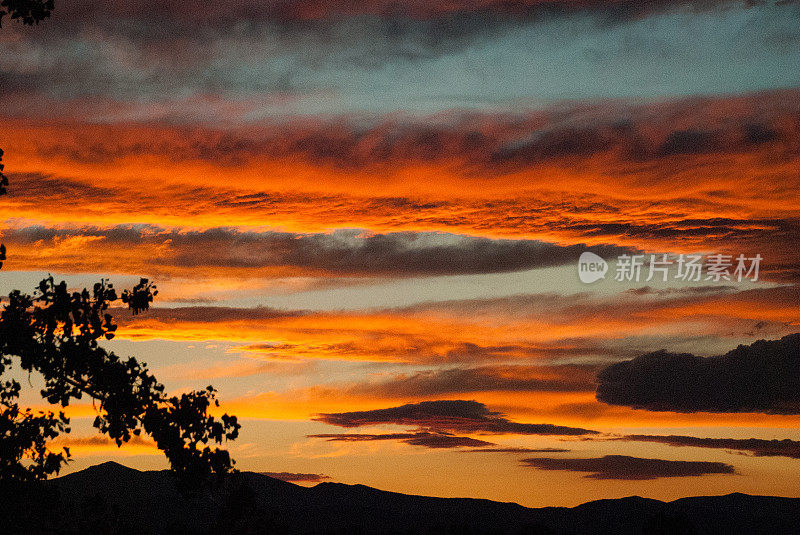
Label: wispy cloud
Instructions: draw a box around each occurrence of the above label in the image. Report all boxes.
[309,432,496,449]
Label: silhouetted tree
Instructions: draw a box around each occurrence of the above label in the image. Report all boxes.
[0,276,242,482]
[0,15,240,483]
[0,0,53,27]
[1,149,8,271]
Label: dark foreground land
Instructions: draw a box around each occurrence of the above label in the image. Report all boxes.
[2,462,799,534]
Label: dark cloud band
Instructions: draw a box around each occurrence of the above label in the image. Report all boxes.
[313,400,599,435]
[618,435,800,459]
[521,454,736,480]
[596,334,800,414]
[1,224,634,277]
[309,432,495,449]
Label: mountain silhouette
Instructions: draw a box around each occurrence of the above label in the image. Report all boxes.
[2,462,799,534]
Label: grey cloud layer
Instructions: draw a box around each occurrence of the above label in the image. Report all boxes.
[41,0,753,25]
[2,2,799,116]
[3,224,633,277]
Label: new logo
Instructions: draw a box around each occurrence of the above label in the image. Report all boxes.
[578,252,608,283]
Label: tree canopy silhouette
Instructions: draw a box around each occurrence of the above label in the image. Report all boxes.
[0,276,242,482]
[0,0,53,27]
[0,43,240,483]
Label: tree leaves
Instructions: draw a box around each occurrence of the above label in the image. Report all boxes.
[0,277,240,482]
[0,148,7,196]
[1,148,7,271]
[0,0,54,28]
[121,278,158,316]
[0,384,71,482]
[0,3,239,485]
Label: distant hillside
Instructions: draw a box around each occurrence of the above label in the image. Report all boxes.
[2,462,799,534]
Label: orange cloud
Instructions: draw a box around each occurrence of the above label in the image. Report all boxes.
[103,286,798,361]
[51,435,159,456]
[1,90,798,281]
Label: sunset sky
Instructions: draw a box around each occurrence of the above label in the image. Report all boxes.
[1,0,799,507]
